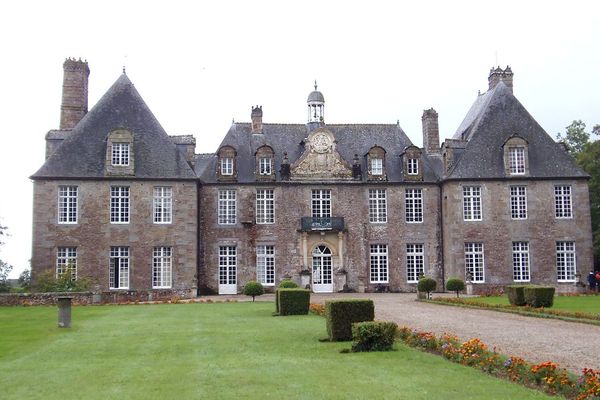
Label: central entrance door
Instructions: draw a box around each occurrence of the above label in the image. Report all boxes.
[312,245,333,293]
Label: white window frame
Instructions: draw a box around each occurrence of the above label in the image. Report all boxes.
[311,189,331,218]
[556,241,576,282]
[111,143,130,166]
[508,147,525,175]
[407,158,419,175]
[58,185,78,224]
[56,247,77,280]
[463,186,482,221]
[512,242,530,282]
[153,187,173,224]
[371,158,383,175]
[259,157,272,175]
[218,190,237,225]
[370,244,389,283]
[219,246,237,285]
[110,186,130,224]
[368,189,387,223]
[220,157,234,175]
[406,243,424,283]
[405,188,423,223]
[153,246,172,288]
[256,189,275,224]
[554,185,573,219]
[464,242,484,283]
[510,186,527,220]
[109,246,130,289]
[256,245,275,285]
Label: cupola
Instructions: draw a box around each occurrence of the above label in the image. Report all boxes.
[307,81,325,124]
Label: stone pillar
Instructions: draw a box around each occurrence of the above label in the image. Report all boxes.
[337,232,344,270]
[302,232,308,269]
[60,58,90,129]
[57,296,73,328]
[422,108,440,155]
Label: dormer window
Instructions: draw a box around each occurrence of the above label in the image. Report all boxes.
[112,143,130,166]
[371,158,383,175]
[221,157,234,175]
[255,145,275,181]
[508,147,525,174]
[259,157,272,175]
[367,146,387,181]
[217,146,237,181]
[407,158,419,175]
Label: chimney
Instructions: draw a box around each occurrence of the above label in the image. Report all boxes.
[421,108,440,155]
[251,105,263,133]
[488,66,513,93]
[60,58,90,129]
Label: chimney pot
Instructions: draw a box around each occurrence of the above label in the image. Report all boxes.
[421,108,440,155]
[251,105,263,134]
[488,65,513,93]
[60,58,90,129]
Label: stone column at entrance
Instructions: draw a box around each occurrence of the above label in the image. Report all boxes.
[302,232,308,269]
[337,232,344,270]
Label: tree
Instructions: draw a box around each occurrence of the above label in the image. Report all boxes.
[243,281,264,302]
[556,120,591,155]
[0,224,12,292]
[18,268,31,290]
[576,140,600,265]
[446,278,466,298]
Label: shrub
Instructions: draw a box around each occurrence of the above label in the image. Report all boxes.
[505,285,527,306]
[34,266,93,292]
[278,280,299,288]
[523,285,555,308]
[278,288,310,315]
[446,278,465,298]
[417,277,437,299]
[350,321,397,352]
[243,281,264,302]
[325,299,374,341]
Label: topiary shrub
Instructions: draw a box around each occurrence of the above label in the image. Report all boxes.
[243,281,264,302]
[417,277,437,299]
[523,285,555,308]
[278,280,299,288]
[325,299,375,341]
[350,321,398,352]
[505,285,527,306]
[278,288,310,315]
[446,278,465,298]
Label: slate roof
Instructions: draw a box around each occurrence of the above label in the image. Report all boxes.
[446,82,589,180]
[32,74,197,180]
[198,123,440,183]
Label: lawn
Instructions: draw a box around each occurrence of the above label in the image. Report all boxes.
[468,295,600,314]
[0,302,551,400]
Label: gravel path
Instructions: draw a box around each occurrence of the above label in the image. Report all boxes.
[311,293,600,373]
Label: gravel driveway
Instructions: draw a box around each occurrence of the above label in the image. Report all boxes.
[310,293,599,373]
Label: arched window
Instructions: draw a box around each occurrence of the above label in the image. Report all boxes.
[503,136,529,176]
[366,146,387,181]
[217,145,237,180]
[255,145,275,181]
[402,146,423,181]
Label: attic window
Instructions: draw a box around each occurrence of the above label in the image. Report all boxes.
[407,158,419,175]
[508,147,525,174]
[367,146,387,181]
[220,157,234,175]
[371,158,383,175]
[217,145,237,180]
[112,143,130,166]
[259,157,272,175]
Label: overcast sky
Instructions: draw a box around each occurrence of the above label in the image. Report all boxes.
[1,0,599,278]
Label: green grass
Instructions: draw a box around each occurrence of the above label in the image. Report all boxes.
[469,295,600,314]
[0,303,551,400]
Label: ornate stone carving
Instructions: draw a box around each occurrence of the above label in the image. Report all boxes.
[291,128,353,180]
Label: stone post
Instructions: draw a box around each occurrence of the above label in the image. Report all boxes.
[57,296,74,328]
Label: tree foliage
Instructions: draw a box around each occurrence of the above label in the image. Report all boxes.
[556,120,591,155]
[0,224,12,292]
[576,140,600,263]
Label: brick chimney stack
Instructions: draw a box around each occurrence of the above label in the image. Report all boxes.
[422,108,440,155]
[488,66,513,93]
[60,58,90,130]
[251,106,263,133]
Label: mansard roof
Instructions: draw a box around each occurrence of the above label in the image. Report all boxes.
[197,123,441,183]
[32,74,197,180]
[446,82,589,180]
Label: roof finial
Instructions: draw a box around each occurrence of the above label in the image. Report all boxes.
[122,66,126,74]
[314,80,318,91]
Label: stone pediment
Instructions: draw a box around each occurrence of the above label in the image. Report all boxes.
[290,128,353,181]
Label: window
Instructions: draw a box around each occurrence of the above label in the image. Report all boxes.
[370,244,388,283]
[463,186,482,221]
[259,157,272,175]
[109,247,129,289]
[111,143,130,166]
[510,186,527,219]
[256,245,275,285]
[405,188,423,223]
[512,242,530,282]
[110,186,129,223]
[407,158,419,175]
[56,247,77,280]
[371,158,383,175]
[464,243,484,282]
[58,186,78,224]
[256,189,274,224]
[312,189,331,218]
[153,246,172,288]
[554,185,572,218]
[153,187,172,224]
[220,157,234,175]
[219,246,237,285]
[368,189,387,223]
[556,241,576,282]
[508,147,525,174]
[218,190,236,225]
[406,244,424,283]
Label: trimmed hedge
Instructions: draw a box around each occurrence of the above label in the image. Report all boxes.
[351,321,398,352]
[523,285,555,308]
[505,285,527,306]
[278,289,310,316]
[446,278,465,297]
[242,281,264,302]
[417,277,437,298]
[325,299,375,341]
[275,281,299,313]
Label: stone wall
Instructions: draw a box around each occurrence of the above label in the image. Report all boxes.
[0,289,194,306]
[31,180,198,292]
